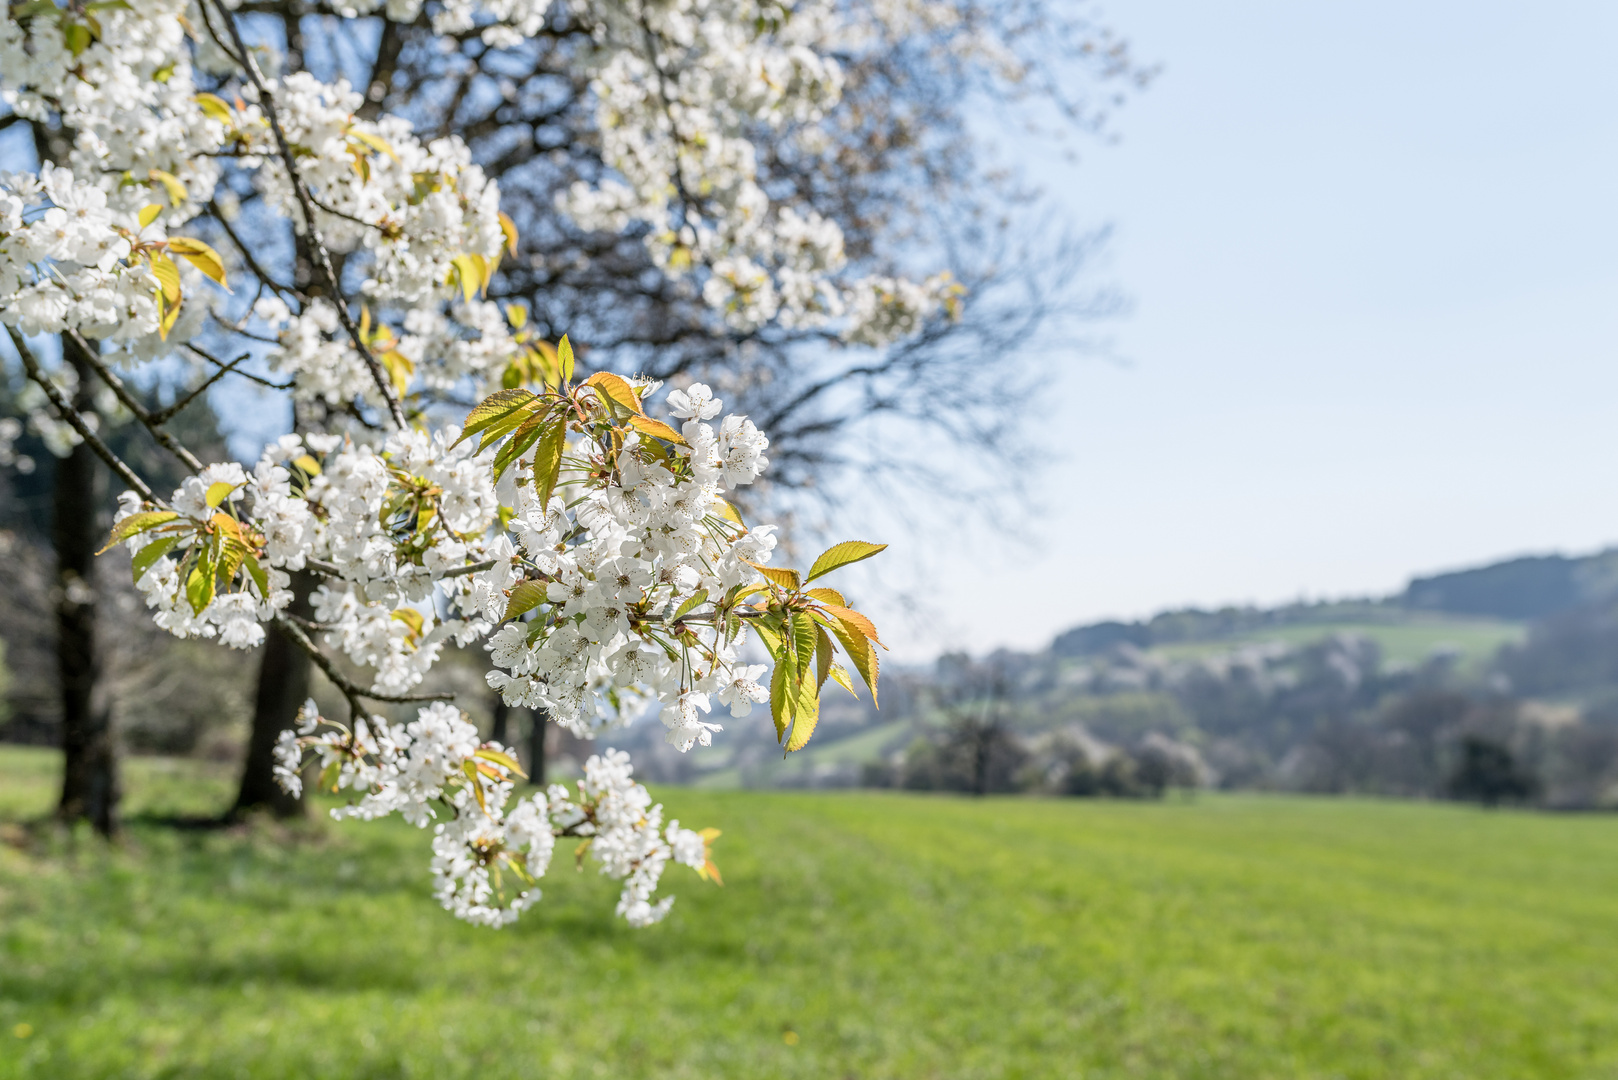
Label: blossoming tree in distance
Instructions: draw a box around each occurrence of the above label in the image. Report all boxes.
[0,0,923,926]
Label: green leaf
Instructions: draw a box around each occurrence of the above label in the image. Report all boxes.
[319,759,341,794]
[748,615,783,656]
[792,611,818,681]
[558,334,575,384]
[819,614,880,708]
[503,580,548,621]
[474,747,527,778]
[805,587,845,606]
[99,510,180,554]
[627,414,686,445]
[243,552,270,598]
[492,407,550,478]
[768,658,793,742]
[806,541,888,583]
[827,663,858,698]
[137,203,163,229]
[194,92,232,124]
[532,417,566,510]
[783,675,821,753]
[815,602,884,647]
[453,388,535,449]
[747,561,801,592]
[131,534,181,584]
[205,480,236,507]
[583,371,644,416]
[814,626,835,691]
[63,21,91,56]
[671,589,708,623]
[462,759,489,814]
[186,552,216,615]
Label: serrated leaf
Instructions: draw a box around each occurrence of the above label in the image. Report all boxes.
[168,236,229,289]
[748,615,782,656]
[147,168,188,206]
[713,498,744,527]
[583,371,643,416]
[769,658,793,741]
[626,414,687,445]
[816,602,884,646]
[792,611,818,680]
[148,253,182,304]
[783,676,820,752]
[492,408,551,478]
[291,454,321,476]
[558,334,575,383]
[747,561,801,592]
[130,534,181,584]
[186,553,216,615]
[532,340,561,388]
[671,589,708,623]
[806,541,888,583]
[453,388,535,449]
[243,551,270,598]
[820,615,880,708]
[99,510,180,554]
[205,480,236,507]
[194,92,232,123]
[503,579,548,621]
[805,587,846,606]
[532,417,566,510]
[814,626,835,691]
[827,663,858,698]
[137,203,162,229]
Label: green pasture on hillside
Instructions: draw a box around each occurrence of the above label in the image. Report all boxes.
[2,745,1618,1079]
[1151,616,1526,669]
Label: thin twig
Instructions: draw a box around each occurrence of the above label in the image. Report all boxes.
[208,199,302,299]
[147,351,253,425]
[273,613,456,706]
[184,341,291,389]
[66,330,205,473]
[207,0,408,429]
[5,326,158,502]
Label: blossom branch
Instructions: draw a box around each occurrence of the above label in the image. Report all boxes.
[206,0,409,430]
[5,327,158,502]
[65,330,205,473]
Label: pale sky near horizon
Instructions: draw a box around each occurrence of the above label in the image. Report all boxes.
[850,0,1618,661]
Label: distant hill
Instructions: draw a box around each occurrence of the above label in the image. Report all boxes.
[1050,547,1618,658]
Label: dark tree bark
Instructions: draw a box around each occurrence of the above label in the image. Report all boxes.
[232,569,315,817]
[54,338,118,834]
[527,708,548,788]
[489,693,510,747]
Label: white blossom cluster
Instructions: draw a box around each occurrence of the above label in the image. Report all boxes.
[558,0,958,342]
[274,702,709,927]
[0,166,199,348]
[478,381,774,750]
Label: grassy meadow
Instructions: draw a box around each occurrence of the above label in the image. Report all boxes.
[2,745,1618,1078]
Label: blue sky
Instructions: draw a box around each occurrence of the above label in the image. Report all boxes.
[859,0,1618,658]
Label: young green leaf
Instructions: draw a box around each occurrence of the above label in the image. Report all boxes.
[626,414,687,445]
[474,747,527,778]
[806,540,888,582]
[453,388,535,448]
[503,579,548,621]
[557,334,575,383]
[814,626,835,690]
[186,554,216,615]
[492,407,550,478]
[532,417,566,510]
[99,510,180,554]
[783,677,820,752]
[671,588,708,623]
[205,480,236,507]
[131,534,181,584]
[805,587,846,606]
[816,602,884,646]
[242,552,270,598]
[583,371,644,415]
[137,203,163,229]
[167,237,230,290]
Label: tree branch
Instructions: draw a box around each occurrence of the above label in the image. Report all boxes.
[206,0,409,429]
[65,330,205,474]
[5,327,158,503]
[272,614,455,711]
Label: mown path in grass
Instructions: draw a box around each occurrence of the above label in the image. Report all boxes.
[3,745,1618,1079]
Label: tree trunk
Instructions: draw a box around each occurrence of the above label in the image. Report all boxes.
[54,340,118,834]
[490,693,510,747]
[232,569,315,818]
[527,708,548,788]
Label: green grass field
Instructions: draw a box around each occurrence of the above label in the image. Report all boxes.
[3,745,1618,1079]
